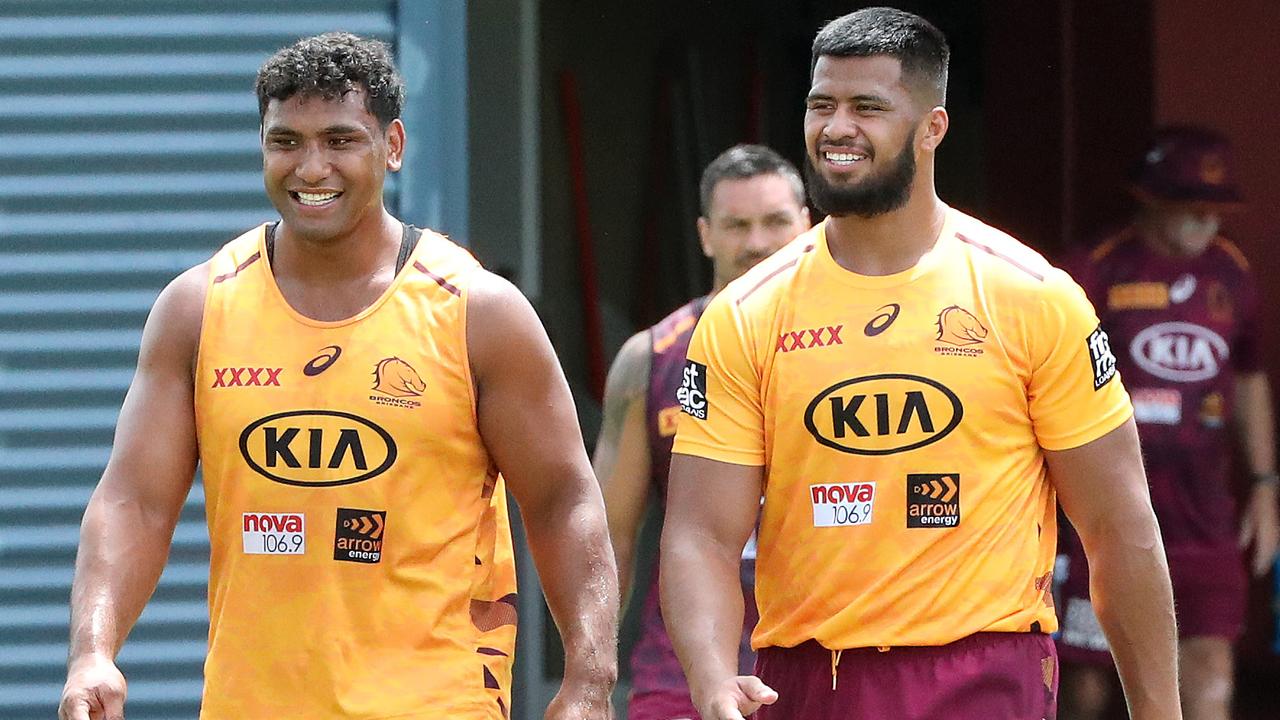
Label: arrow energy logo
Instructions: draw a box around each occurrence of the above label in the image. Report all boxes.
[906,473,960,528]
[334,508,387,563]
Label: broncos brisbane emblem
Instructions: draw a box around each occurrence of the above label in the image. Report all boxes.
[372,357,427,397]
[935,306,989,346]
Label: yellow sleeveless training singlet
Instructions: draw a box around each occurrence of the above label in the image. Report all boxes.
[194,224,516,719]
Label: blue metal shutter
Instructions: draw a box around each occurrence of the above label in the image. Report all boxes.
[0,3,396,719]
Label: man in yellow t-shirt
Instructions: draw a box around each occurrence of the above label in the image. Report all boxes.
[660,8,1181,720]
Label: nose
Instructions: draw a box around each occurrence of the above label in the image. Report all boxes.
[294,142,331,185]
[823,104,863,143]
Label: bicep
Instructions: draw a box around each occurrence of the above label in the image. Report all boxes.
[469,276,595,513]
[97,269,205,515]
[1046,417,1154,546]
[663,453,762,556]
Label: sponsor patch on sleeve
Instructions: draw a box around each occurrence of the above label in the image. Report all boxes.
[809,482,876,527]
[1086,324,1118,390]
[242,512,305,555]
[677,360,709,420]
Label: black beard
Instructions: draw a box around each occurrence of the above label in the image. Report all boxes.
[804,135,916,218]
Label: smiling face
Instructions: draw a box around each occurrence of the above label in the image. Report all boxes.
[803,54,940,218]
[261,88,404,243]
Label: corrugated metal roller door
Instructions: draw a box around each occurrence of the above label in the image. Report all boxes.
[0,2,396,718]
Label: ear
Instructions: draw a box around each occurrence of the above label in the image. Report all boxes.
[385,118,406,172]
[800,206,812,229]
[697,216,714,259]
[919,106,949,152]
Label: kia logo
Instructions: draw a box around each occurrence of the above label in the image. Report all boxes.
[1129,322,1228,383]
[239,410,397,487]
[804,374,963,455]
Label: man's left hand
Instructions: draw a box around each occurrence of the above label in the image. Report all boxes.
[1239,482,1280,577]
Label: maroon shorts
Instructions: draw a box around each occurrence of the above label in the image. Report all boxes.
[1057,545,1246,666]
[627,691,699,720]
[755,633,1058,720]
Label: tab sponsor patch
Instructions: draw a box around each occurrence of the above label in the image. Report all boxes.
[809,482,876,527]
[242,512,305,555]
[1087,325,1118,390]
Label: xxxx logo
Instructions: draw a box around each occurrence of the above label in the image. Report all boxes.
[777,325,844,353]
[212,367,282,388]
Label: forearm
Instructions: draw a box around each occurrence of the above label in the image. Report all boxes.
[68,488,182,662]
[1084,519,1180,719]
[524,489,619,688]
[1235,373,1276,476]
[659,526,744,706]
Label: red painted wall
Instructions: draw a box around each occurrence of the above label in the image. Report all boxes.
[1154,0,1280,678]
[1154,0,1280,384]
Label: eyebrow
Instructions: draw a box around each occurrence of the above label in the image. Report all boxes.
[806,92,893,105]
[262,123,369,136]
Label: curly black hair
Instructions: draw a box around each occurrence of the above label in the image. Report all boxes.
[255,32,404,127]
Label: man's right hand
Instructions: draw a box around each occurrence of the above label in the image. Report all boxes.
[59,655,127,720]
[696,675,778,720]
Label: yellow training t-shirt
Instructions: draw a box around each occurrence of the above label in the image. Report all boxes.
[673,208,1131,650]
[194,224,516,719]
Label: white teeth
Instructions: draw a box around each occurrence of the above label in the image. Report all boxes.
[825,151,865,165]
[296,191,340,206]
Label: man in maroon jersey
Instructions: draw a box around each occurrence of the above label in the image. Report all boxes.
[593,144,809,720]
[1058,126,1279,720]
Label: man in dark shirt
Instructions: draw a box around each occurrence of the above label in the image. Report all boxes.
[593,144,808,720]
[1059,126,1279,720]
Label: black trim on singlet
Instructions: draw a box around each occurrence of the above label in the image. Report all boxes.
[265,221,421,274]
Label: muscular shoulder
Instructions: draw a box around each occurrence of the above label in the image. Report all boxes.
[465,269,550,385]
[604,330,652,406]
[148,262,210,377]
[951,211,1059,293]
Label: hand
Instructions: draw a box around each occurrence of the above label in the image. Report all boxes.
[59,654,127,720]
[544,676,613,720]
[1239,482,1280,577]
[696,675,779,720]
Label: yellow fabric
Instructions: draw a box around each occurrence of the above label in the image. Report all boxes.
[673,208,1132,650]
[194,225,515,719]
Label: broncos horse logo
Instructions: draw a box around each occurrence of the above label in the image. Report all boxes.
[372,357,427,397]
[935,306,988,346]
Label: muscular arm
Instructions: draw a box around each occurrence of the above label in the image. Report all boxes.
[1048,417,1180,720]
[660,454,772,720]
[1234,370,1279,575]
[591,331,652,607]
[61,265,207,720]
[467,272,618,716]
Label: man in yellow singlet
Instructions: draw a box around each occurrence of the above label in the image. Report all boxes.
[59,33,617,720]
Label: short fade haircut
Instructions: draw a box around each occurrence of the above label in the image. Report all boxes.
[255,32,405,128]
[812,7,949,106]
[699,144,806,216]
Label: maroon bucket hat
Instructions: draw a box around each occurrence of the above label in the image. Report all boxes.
[1135,125,1243,206]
